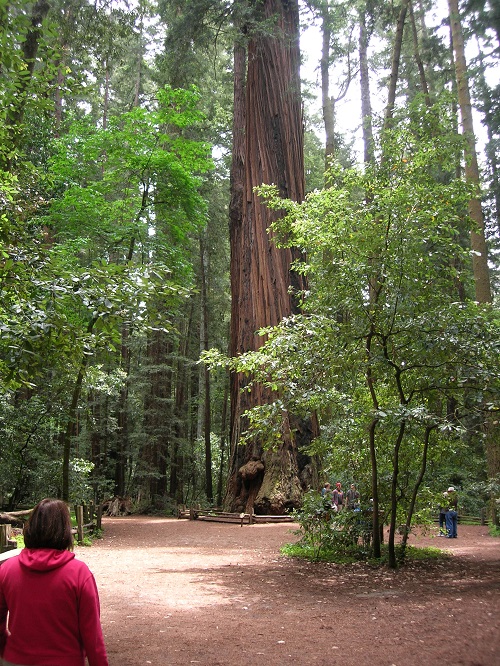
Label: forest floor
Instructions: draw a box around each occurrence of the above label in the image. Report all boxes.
[77,516,500,666]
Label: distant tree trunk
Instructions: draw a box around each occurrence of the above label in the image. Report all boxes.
[114,325,130,497]
[3,0,50,167]
[227,0,318,515]
[408,0,431,107]
[448,0,492,305]
[199,236,213,502]
[169,309,193,504]
[358,5,374,165]
[384,0,409,130]
[448,0,497,523]
[320,4,335,166]
[61,316,98,502]
[54,59,65,135]
[216,376,229,507]
[103,60,110,129]
[142,329,171,502]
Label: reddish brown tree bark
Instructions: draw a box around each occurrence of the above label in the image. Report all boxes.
[227,0,318,514]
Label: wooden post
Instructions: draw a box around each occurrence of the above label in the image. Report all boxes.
[0,524,7,551]
[96,504,102,530]
[76,505,84,544]
[0,524,14,554]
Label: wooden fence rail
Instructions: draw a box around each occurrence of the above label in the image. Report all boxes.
[0,523,18,554]
[177,506,295,526]
[74,503,103,544]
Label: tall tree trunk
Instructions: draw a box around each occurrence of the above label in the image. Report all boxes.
[103,59,110,130]
[199,236,213,502]
[384,0,409,130]
[320,4,335,167]
[227,0,318,515]
[169,308,193,504]
[359,4,374,166]
[216,376,229,507]
[408,0,431,107]
[142,328,171,502]
[114,325,130,497]
[448,0,497,523]
[448,0,492,305]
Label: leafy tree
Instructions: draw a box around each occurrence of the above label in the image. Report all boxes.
[206,98,500,565]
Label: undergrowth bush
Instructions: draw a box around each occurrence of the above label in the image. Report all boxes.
[289,490,373,562]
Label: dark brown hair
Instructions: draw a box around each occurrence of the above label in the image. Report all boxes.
[24,498,74,551]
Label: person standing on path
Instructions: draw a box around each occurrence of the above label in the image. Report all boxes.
[332,482,344,511]
[445,487,459,538]
[346,484,360,510]
[438,491,448,536]
[0,498,108,666]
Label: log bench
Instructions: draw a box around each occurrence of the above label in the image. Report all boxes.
[191,510,251,526]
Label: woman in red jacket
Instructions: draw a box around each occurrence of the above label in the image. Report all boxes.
[0,498,108,666]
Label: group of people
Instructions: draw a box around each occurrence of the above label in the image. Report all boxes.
[321,482,360,512]
[321,482,460,539]
[438,486,459,538]
[0,498,108,666]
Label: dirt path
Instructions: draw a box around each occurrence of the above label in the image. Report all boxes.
[76,517,500,666]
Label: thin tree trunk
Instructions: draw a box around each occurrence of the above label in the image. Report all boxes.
[169,307,193,504]
[320,5,335,166]
[408,0,431,107]
[114,325,130,497]
[216,376,229,507]
[199,237,213,502]
[54,61,65,136]
[61,316,98,501]
[400,425,436,556]
[366,327,381,559]
[388,421,406,568]
[103,60,110,130]
[359,5,374,165]
[384,0,409,130]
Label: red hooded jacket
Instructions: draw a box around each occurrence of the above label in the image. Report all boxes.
[0,548,108,666]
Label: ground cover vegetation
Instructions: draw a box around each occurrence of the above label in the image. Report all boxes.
[0,0,499,566]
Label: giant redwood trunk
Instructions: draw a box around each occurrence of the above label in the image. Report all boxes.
[227,0,318,515]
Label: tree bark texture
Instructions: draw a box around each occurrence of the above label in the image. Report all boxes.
[320,5,335,166]
[448,0,497,521]
[384,0,409,131]
[142,329,171,502]
[448,0,492,305]
[227,0,318,515]
[358,6,374,166]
